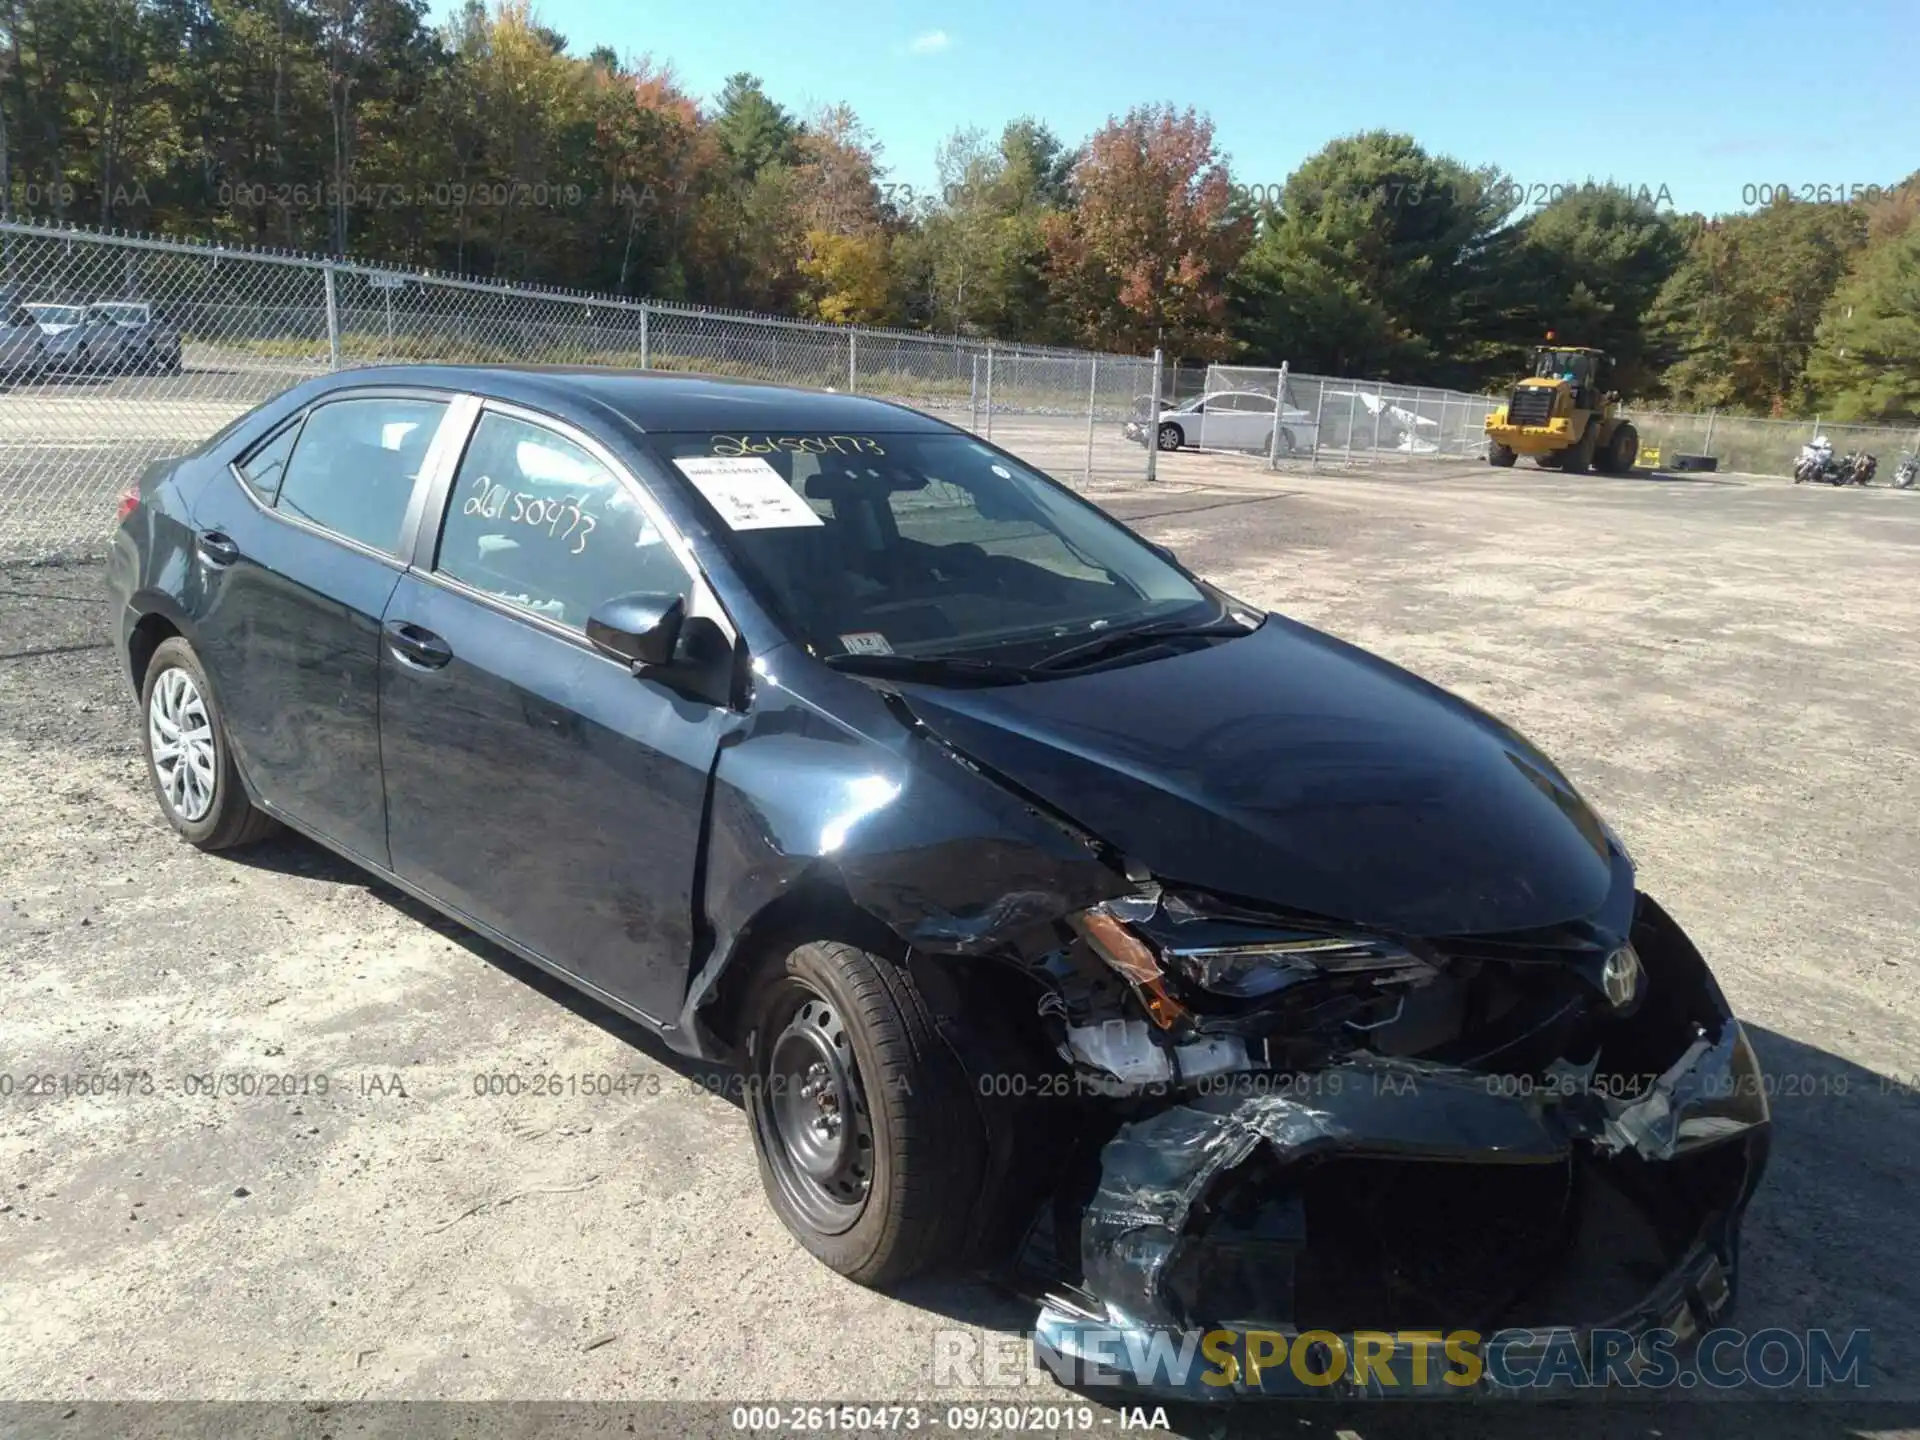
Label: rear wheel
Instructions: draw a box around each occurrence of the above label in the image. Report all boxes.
[1487,441,1517,468]
[140,637,278,850]
[1156,422,1183,452]
[744,940,985,1286]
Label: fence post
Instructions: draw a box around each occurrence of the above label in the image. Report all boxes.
[1343,386,1360,466]
[984,345,995,440]
[848,330,858,392]
[1145,348,1164,483]
[1266,361,1290,471]
[1370,387,1385,460]
[1085,356,1098,484]
[322,262,340,371]
[1703,407,1717,455]
[639,302,650,369]
[970,353,980,432]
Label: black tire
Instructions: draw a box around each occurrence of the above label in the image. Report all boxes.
[744,940,985,1287]
[1560,419,1599,474]
[1156,422,1183,452]
[1598,421,1639,475]
[139,636,278,851]
[1487,441,1517,468]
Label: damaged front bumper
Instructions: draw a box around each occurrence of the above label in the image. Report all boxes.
[1027,903,1771,1399]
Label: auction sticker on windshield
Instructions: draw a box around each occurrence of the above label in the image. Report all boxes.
[838,631,893,656]
[672,455,824,530]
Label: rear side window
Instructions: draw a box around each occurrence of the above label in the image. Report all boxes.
[275,396,447,554]
[435,410,687,630]
[236,424,298,504]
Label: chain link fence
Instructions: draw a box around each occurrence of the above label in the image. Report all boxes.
[1202,363,1920,479]
[0,221,1158,560]
[1200,365,1501,465]
[5,218,1918,561]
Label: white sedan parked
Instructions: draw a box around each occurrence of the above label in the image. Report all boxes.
[1123,390,1320,456]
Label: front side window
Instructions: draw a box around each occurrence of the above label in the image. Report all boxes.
[274,396,447,554]
[436,410,687,630]
[27,304,87,328]
[646,431,1210,660]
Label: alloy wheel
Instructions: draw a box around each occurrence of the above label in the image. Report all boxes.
[148,666,217,822]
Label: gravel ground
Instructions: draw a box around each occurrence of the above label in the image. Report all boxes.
[2,457,1918,1439]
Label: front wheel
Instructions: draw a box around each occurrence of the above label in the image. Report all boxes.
[744,941,985,1286]
[140,637,278,850]
[1487,441,1517,468]
[1156,422,1183,452]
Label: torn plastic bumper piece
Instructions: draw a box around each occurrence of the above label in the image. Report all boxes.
[1033,1027,1770,1399]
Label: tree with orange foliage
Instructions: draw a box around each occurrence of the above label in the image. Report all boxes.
[1042,104,1249,357]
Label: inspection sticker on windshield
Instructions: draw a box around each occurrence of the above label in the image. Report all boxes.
[672,455,823,530]
[838,631,893,656]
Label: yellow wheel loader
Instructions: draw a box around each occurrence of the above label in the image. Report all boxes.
[1484,345,1639,475]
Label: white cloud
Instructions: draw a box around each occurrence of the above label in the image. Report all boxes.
[907,29,951,55]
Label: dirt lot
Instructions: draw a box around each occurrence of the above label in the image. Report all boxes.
[2,456,1918,1438]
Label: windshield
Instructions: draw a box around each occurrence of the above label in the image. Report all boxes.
[27,304,87,327]
[1533,349,1595,380]
[647,431,1212,660]
[91,303,150,324]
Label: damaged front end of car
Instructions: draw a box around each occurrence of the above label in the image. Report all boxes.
[986,883,1770,1398]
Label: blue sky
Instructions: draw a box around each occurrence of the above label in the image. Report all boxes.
[465,0,1919,216]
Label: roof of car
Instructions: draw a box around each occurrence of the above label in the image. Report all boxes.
[311,364,954,435]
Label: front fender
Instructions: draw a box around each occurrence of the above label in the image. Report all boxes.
[674,662,1129,1056]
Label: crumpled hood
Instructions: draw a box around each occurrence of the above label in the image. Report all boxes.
[895,616,1618,936]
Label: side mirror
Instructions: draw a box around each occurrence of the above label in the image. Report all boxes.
[1148,542,1178,564]
[587,592,685,669]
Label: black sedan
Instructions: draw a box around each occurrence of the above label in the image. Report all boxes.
[106,367,1768,1395]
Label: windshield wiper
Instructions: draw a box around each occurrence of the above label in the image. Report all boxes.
[1031,614,1254,674]
[822,652,1038,686]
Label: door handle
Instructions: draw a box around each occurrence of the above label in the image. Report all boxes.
[197,531,240,567]
[384,620,453,670]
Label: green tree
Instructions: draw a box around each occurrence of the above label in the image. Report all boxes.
[912,118,1070,340]
[1507,186,1686,395]
[1805,223,1920,422]
[710,71,796,183]
[1229,130,1509,385]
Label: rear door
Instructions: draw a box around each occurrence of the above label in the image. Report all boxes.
[187,389,460,865]
[1200,392,1269,452]
[378,401,739,1025]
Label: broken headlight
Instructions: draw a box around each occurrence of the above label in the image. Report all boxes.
[1172,935,1432,998]
[1073,894,1434,1024]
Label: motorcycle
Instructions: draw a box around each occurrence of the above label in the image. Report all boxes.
[1893,452,1917,490]
[1793,441,1877,486]
[1794,440,1840,484]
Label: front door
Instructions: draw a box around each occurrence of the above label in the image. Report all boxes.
[188,391,453,866]
[378,405,736,1025]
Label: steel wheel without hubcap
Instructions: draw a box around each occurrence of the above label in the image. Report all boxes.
[148,666,217,822]
[759,989,875,1235]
